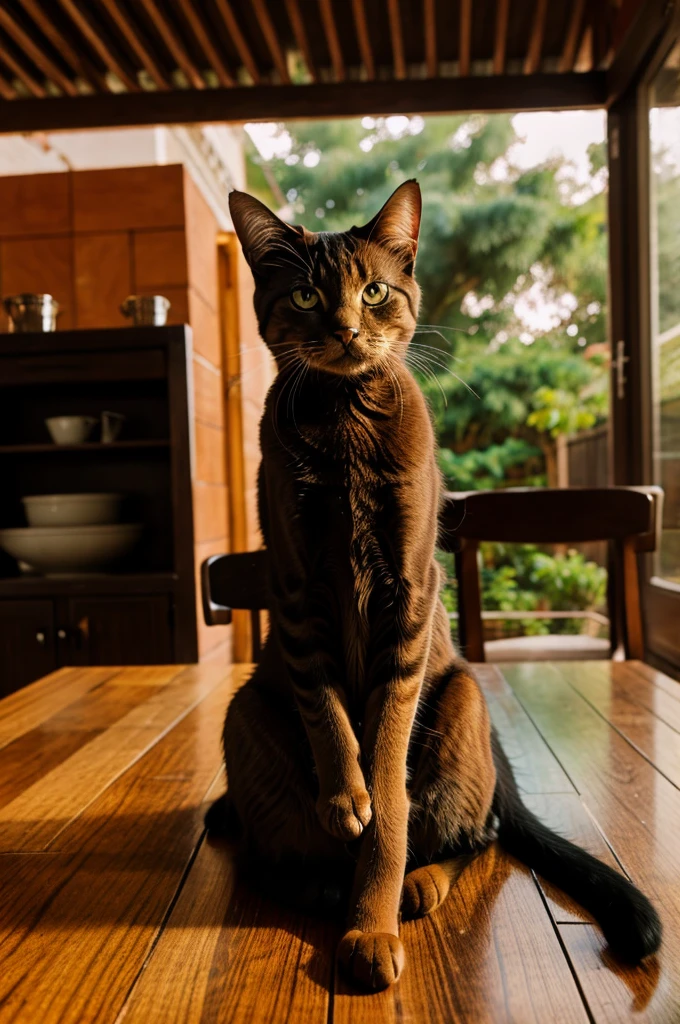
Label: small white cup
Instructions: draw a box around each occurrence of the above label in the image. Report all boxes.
[45,416,98,445]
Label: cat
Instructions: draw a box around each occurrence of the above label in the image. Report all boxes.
[205,180,661,991]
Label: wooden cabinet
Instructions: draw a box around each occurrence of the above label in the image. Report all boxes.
[0,600,56,697]
[0,326,199,694]
[62,595,174,666]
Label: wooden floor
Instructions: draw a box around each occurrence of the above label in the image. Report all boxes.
[0,659,679,1023]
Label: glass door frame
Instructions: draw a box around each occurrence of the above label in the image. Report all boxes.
[608,13,680,675]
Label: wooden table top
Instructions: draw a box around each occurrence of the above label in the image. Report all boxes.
[0,659,678,1023]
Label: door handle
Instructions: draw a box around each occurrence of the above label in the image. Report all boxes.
[36,630,46,645]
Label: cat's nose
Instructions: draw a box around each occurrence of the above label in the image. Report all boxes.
[333,327,359,346]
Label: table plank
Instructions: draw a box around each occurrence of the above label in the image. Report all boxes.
[0,665,118,750]
[559,924,679,1024]
[555,661,680,788]
[0,668,240,1024]
[475,664,575,794]
[119,837,335,1024]
[501,661,680,1024]
[334,844,590,1024]
[0,663,228,852]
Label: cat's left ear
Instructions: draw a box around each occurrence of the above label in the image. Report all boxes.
[350,179,421,275]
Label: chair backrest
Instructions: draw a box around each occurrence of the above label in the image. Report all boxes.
[201,550,268,660]
[442,486,662,662]
[201,487,662,664]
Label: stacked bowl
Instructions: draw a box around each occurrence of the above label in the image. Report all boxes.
[0,494,142,575]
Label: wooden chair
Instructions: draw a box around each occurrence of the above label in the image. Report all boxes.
[441,486,663,663]
[201,488,661,664]
[201,550,268,660]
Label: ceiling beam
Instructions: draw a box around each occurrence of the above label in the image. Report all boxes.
[523,0,547,75]
[98,0,169,91]
[0,38,46,97]
[213,0,261,85]
[351,0,375,81]
[56,0,139,91]
[0,70,17,100]
[607,0,677,103]
[387,0,406,80]
[493,0,510,76]
[0,73,608,135]
[284,0,317,83]
[423,0,437,78]
[0,7,78,95]
[251,0,291,84]
[138,0,204,89]
[558,0,586,73]
[319,0,345,83]
[459,0,472,78]
[18,0,104,92]
[176,0,233,87]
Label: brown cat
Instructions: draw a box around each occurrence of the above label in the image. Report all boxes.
[206,180,661,991]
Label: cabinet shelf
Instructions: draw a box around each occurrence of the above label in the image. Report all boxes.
[0,440,170,454]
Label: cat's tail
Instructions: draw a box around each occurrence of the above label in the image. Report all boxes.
[491,731,661,963]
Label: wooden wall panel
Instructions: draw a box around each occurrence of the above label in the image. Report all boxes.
[0,235,74,329]
[192,483,228,544]
[72,165,185,233]
[0,172,71,238]
[188,287,220,366]
[194,421,227,486]
[74,232,131,328]
[192,357,224,430]
[133,229,188,291]
[183,175,219,312]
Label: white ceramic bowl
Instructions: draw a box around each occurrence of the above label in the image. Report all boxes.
[0,524,143,575]
[45,416,98,445]
[22,493,122,528]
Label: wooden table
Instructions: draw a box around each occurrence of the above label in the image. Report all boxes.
[0,660,679,1023]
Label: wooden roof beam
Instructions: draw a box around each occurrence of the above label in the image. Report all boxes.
[0,69,17,100]
[493,0,510,76]
[0,38,46,97]
[0,7,78,95]
[176,0,234,87]
[56,0,139,91]
[138,0,205,89]
[213,0,261,85]
[459,0,472,77]
[251,0,291,84]
[0,73,608,136]
[387,0,406,80]
[524,0,547,75]
[18,0,104,92]
[284,0,317,82]
[351,0,375,81]
[424,0,437,78]
[558,0,586,73]
[319,0,345,83]
[98,0,170,91]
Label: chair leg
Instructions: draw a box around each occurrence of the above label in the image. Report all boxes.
[622,538,644,660]
[455,540,485,662]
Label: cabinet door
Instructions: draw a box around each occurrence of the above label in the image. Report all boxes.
[0,600,56,696]
[63,596,174,666]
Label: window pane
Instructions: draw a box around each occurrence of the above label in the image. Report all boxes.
[650,42,680,584]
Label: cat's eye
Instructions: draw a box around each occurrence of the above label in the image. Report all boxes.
[362,282,389,306]
[290,287,320,311]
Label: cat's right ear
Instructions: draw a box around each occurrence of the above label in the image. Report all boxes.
[229,190,301,275]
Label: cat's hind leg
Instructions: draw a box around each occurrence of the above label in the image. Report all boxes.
[404,661,498,918]
[401,855,475,919]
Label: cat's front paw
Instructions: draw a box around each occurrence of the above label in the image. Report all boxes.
[316,787,372,841]
[337,930,404,990]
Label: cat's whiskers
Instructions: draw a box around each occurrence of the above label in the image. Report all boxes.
[406,352,448,408]
[408,348,480,399]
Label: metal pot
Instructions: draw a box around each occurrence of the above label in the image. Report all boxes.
[120,295,170,326]
[4,293,59,333]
